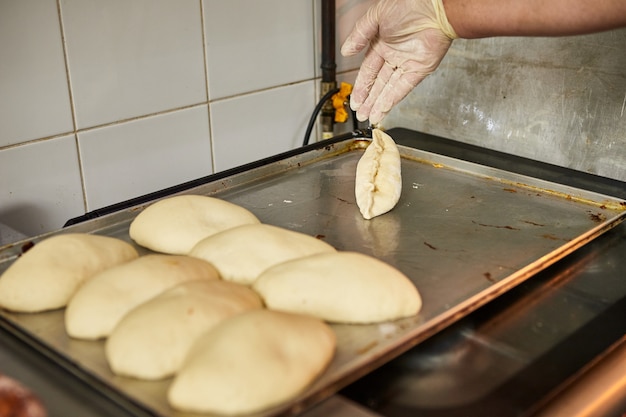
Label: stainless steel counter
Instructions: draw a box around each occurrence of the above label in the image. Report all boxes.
[1,127,625,417]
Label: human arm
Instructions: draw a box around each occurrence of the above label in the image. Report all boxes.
[447,0,626,38]
[341,0,626,124]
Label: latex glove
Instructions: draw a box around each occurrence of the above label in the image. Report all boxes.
[341,0,457,124]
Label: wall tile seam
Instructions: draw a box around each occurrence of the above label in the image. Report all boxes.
[0,102,211,153]
[0,70,361,154]
[56,0,84,211]
[199,0,215,173]
[0,72,341,153]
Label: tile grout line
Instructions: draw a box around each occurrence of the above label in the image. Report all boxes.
[0,70,362,150]
[0,70,361,153]
[55,0,88,213]
[199,0,216,173]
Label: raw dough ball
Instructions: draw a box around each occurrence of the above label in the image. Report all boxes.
[253,251,421,323]
[168,309,335,415]
[355,129,402,219]
[0,233,138,313]
[106,280,263,380]
[65,254,219,340]
[129,195,260,254]
[189,223,336,285]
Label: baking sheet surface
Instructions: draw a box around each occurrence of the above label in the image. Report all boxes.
[1,139,625,417]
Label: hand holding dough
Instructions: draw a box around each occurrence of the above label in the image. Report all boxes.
[0,234,138,313]
[355,129,402,219]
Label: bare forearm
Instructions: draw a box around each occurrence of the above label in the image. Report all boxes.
[444,0,626,39]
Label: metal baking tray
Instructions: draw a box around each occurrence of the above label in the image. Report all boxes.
[1,137,625,417]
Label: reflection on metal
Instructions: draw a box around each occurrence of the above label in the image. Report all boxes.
[532,336,626,417]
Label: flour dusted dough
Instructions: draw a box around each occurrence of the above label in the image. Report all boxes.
[129,195,260,254]
[253,251,421,323]
[0,234,138,313]
[189,223,336,285]
[355,129,402,219]
[168,309,335,415]
[65,254,219,340]
[106,280,262,380]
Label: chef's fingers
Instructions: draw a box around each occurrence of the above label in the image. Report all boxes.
[356,58,397,123]
[369,69,425,125]
[340,4,379,56]
[350,48,385,115]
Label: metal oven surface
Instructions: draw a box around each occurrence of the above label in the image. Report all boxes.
[0,138,625,417]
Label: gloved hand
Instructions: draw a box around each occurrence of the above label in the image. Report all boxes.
[341,0,458,124]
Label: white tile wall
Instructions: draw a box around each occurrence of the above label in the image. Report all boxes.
[210,81,315,172]
[204,0,315,100]
[0,0,367,239]
[0,135,84,236]
[79,106,213,211]
[0,0,73,147]
[61,0,207,129]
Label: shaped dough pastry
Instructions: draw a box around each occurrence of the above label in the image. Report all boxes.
[106,280,262,380]
[168,309,335,415]
[0,233,138,313]
[355,129,402,219]
[129,195,260,254]
[65,254,219,340]
[189,223,336,285]
[253,251,421,323]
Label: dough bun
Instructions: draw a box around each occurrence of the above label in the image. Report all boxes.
[355,129,402,219]
[253,251,422,323]
[168,309,336,415]
[65,254,219,340]
[106,280,262,380]
[189,223,336,285]
[129,195,260,254]
[0,233,138,313]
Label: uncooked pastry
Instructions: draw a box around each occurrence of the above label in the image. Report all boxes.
[189,223,336,285]
[168,309,336,415]
[0,233,138,313]
[105,280,263,380]
[253,251,421,323]
[355,129,402,219]
[65,254,219,340]
[129,195,260,254]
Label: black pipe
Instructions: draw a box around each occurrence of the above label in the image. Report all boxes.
[321,0,336,83]
[303,87,341,146]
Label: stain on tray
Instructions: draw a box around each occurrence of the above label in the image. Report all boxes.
[521,220,545,227]
[587,211,606,223]
[472,220,520,231]
[315,234,326,240]
[423,241,437,250]
[483,272,495,282]
[541,233,570,242]
[503,188,517,193]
